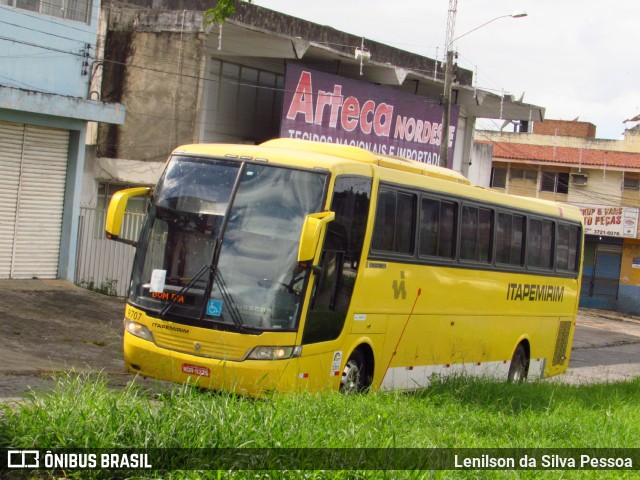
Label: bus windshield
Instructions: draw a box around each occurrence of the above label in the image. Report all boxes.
[129,156,327,331]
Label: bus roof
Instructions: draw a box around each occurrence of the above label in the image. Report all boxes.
[172,140,583,223]
[261,138,472,185]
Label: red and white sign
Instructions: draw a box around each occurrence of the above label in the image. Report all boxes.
[577,205,639,238]
[182,363,210,377]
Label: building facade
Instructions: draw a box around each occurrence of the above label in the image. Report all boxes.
[479,120,640,315]
[89,0,543,202]
[67,0,543,294]
[0,0,125,280]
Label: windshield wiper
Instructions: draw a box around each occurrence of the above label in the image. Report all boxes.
[159,263,211,319]
[158,162,249,331]
[158,262,246,332]
[209,269,245,331]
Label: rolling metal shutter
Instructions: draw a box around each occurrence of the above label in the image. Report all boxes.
[591,244,622,299]
[579,237,623,310]
[0,122,69,279]
[0,122,22,278]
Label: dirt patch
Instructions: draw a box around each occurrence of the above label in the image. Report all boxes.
[0,280,128,399]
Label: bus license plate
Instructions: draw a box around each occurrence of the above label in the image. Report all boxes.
[181,363,210,377]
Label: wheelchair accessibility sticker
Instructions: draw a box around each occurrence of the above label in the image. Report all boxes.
[206,299,223,316]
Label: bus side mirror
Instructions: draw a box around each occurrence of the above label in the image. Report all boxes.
[105,187,151,246]
[298,211,335,266]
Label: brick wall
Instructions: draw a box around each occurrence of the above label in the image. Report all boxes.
[533,119,596,138]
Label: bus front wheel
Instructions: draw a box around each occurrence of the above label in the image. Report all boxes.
[508,344,529,383]
[340,350,368,393]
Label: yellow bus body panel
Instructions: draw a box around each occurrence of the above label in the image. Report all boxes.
[349,261,580,389]
[120,140,583,395]
[124,305,354,396]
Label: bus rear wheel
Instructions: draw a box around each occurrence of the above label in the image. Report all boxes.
[508,344,529,383]
[340,350,368,393]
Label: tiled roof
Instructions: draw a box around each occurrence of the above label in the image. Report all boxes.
[481,141,640,169]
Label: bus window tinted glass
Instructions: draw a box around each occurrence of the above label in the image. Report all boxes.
[556,223,580,272]
[460,206,492,263]
[331,176,372,266]
[419,198,456,258]
[396,192,416,253]
[496,212,525,265]
[528,219,554,269]
[372,189,416,254]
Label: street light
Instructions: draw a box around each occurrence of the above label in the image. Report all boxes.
[439,11,528,168]
[452,11,527,44]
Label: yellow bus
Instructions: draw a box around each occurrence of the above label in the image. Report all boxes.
[106,139,583,395]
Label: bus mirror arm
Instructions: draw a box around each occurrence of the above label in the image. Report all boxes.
[297,211,336,266]
[105,187,152,245]
[297,262,322,275]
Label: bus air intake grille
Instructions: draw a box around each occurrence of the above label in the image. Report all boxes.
[153,331,246,361]
[552,321,572,366]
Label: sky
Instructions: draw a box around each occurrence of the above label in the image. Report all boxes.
[253,0,640,140]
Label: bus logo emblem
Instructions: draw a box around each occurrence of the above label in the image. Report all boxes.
[392,271,407,300]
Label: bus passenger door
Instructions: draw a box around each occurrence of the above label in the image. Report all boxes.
[296,175,372,391]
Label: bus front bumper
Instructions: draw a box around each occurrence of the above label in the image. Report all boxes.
[123,331,300,396]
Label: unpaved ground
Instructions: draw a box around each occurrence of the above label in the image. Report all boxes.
[562,309,640,384]
[0,280,129,399]
[0,280,639,401]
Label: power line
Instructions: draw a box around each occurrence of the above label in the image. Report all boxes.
[0,19,91,45]
[0,34,86,57]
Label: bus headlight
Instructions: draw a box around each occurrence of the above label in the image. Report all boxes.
[247,346,302,360]
[124,318,155,342]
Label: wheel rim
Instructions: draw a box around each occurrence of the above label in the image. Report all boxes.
[508,347,527,382]
[511,355,524,382]
[341,359,361,393]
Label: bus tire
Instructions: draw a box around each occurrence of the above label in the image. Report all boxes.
[340,349,368,393]
[508,344,529,383]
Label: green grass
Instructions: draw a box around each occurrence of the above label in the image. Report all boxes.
[1,373,638,479]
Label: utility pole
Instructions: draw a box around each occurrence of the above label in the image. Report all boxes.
[439,5,527,168]
[439,0,458,168]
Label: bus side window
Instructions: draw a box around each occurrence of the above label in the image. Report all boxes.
[419,197,457,259]
[528,218,554,270]
[460,205,493,263]
[372,188,416,255]
[496,212,525,266]
[556,223,581,272]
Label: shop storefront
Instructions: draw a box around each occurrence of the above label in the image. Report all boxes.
[577,205,640,314]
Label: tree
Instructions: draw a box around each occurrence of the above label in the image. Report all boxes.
[204,0,252,26]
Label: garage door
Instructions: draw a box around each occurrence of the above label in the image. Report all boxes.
[579,236,623,310]
[0,122,69,279]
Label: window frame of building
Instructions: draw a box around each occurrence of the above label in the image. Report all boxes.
[509,168,538,182]
[540,171,570,194]
[490,167,507,189]
[623,173,640,191]
[206,59,284,143]
[2,0,92,23]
